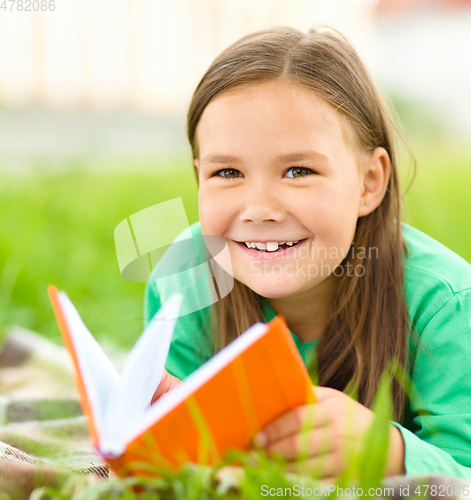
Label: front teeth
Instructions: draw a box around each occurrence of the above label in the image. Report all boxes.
[244,240,300,251]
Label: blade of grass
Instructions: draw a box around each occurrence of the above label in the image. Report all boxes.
[358,369,394,491]
[0,257,23,336]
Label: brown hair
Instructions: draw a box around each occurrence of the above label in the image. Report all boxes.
[187,25,416,424]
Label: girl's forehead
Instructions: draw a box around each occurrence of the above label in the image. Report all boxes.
[199,80,339,143]
[208,79,330,113]
[196,79,365,162]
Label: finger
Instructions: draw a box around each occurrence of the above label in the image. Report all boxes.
[312,386,344,402]
[265,427,333,461]
[254,403,332,447]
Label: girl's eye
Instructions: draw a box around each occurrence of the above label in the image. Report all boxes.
[214,168,242,179]
[285,167,315,178]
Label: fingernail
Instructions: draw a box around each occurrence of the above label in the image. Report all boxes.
[253,431,267,448]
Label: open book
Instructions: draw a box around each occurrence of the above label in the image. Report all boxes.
[47,285,315,478]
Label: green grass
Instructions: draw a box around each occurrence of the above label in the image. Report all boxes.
[401,144,471,264]
[0,156,199,350]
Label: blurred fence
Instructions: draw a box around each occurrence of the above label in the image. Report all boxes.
[0,0,372,114]
[1,0,470,167]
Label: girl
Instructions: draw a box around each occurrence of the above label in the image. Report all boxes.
[145,25,471,481]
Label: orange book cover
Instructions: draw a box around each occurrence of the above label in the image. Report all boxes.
[48,284,316,478]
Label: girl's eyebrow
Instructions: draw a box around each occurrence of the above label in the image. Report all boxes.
[200,154,242,166]
[275,151,330,165]
[200,151,329,166]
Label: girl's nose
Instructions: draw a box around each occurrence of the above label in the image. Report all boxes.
[238,186,287,225]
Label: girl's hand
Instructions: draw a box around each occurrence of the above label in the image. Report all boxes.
[151,369,182,404]
[251,386,405,482]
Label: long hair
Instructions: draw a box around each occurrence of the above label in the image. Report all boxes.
[187,25,417,424]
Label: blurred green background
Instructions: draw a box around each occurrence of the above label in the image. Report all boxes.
[1,96,470,352]
[0,155,199,351]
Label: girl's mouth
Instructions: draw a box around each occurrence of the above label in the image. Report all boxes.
[234,238,308,260]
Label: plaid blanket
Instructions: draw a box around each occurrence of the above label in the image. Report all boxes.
[0,326,109,499]
[1,326,470,500]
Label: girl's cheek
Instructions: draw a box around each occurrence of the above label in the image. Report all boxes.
[199,188,234,235]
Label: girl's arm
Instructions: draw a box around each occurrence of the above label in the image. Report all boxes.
[387,425,406,476]
[394,289,471,479]
[390,421,471,479]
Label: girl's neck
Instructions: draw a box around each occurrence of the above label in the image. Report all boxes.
[267,275,336,343]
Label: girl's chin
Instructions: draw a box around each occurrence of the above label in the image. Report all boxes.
[237,276,300,299]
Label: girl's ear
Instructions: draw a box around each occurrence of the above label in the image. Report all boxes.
[194,159,200,180]
[358,147,391,218]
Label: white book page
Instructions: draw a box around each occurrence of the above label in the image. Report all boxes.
[59,292,119,437]
[122,322,268,448]
[100,293,183,454]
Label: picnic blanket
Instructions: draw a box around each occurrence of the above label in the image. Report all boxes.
[1,325,471,500]
[0,326,109,499]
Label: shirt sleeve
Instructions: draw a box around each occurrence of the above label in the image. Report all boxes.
[392,290,471,479]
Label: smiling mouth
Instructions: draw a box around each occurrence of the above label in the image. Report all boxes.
[242,238,306,253]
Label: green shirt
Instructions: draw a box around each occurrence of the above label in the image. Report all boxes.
[144,221,471,479]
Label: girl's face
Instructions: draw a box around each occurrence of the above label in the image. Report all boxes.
[195,80,388,300]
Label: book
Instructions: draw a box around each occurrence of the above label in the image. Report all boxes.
[47,284,316,478]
